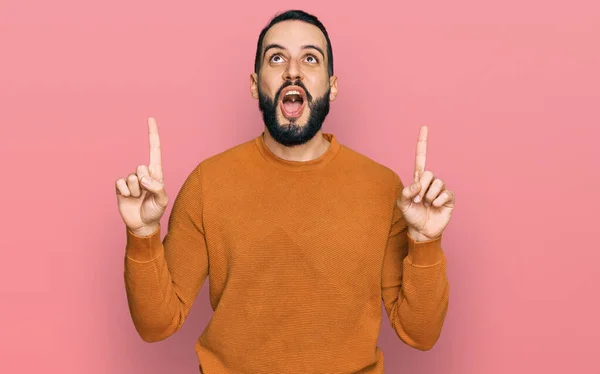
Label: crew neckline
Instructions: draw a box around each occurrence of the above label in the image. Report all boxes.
[254,132,341,171]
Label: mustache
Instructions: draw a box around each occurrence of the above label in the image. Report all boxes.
[275,80,313,103]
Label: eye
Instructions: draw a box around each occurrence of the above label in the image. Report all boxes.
[270,54,284,63]
[304,54,318,63]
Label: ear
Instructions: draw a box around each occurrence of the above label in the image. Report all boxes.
[329,75,338,101]
[250,73,259,99]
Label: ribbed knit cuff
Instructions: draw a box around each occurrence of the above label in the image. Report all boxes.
[407,233,443,266]
[125,225,164,262]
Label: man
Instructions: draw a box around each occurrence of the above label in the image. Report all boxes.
[116,9,454,373]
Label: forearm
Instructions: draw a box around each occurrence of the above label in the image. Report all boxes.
[389,237,450,350]
[124,226,185,342]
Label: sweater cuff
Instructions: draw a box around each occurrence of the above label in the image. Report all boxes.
[125,225,163,262]
[407,232,443,266]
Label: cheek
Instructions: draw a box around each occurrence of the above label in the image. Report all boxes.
[305,78,329,98]
[259,76,281,97]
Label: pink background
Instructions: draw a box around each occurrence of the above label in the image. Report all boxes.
[2,0,599,373]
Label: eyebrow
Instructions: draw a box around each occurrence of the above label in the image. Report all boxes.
[263,43,325,59]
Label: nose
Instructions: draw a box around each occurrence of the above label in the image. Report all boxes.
[283,60,303,82]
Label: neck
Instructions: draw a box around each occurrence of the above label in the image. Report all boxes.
[262,129,330,162]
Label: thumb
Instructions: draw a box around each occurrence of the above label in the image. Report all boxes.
[140,176,168,206]
[398,181,421,210]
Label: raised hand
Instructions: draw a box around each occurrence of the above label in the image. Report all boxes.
[115,117,169,236]
[397,126,455,241]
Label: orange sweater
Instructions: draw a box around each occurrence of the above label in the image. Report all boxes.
[124,133,450,373]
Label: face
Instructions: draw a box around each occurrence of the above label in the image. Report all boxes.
[251,20,338,146]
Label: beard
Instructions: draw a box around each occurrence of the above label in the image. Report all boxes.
[258,80,331,147]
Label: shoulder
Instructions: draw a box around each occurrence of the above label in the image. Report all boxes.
[337,144,402,189]
[186,137,257,176]
[174,137,257,192]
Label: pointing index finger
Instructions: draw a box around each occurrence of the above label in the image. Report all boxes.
[413,125,428,182]
[148,117,163,180]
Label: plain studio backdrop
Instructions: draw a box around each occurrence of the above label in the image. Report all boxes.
[1,0,599,373]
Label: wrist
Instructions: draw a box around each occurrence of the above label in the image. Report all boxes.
[408,227,435,242]
[129,223,159,237]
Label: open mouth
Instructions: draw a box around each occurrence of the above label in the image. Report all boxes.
[280,87,307,119]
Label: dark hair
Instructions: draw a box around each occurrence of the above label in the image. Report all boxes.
[254,10,334,76]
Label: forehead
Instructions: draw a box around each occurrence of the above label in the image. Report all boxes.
[262,20,327,53]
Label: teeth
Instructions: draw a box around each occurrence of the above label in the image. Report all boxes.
[285,90,301,96]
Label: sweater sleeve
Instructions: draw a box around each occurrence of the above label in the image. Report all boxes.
[123,164,209,343]
[381,175,450,351]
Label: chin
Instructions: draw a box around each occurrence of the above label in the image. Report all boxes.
[277,109,310,127]
[258,86,328,147]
